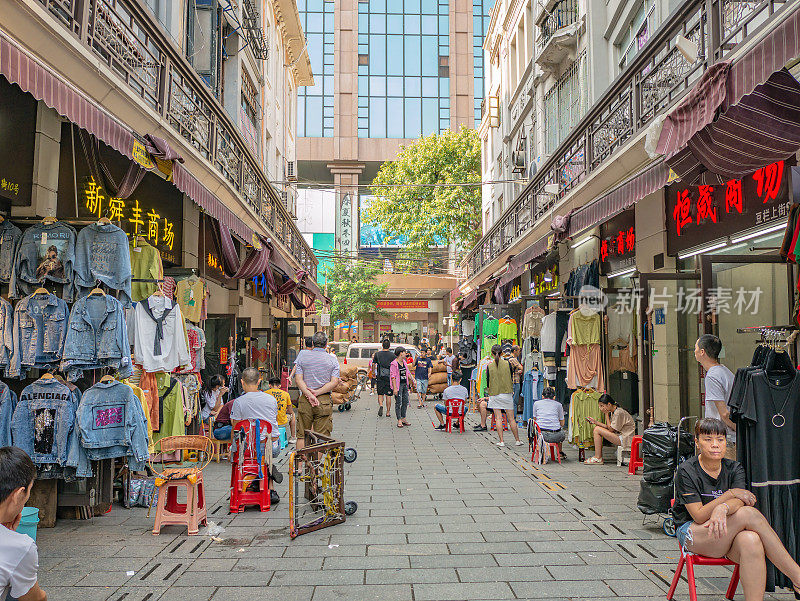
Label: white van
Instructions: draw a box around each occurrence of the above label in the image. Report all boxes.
[344,343,421,375]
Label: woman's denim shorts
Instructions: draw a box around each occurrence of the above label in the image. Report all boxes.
[676,521,692,548]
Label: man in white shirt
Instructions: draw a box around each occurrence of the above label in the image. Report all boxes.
[433,369,469,430]
[695,334,736,459]
[230,368,282,503]
[0,447,46,601]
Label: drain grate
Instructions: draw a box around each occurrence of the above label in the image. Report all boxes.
[637,543,658,558]
[617,543,636,559]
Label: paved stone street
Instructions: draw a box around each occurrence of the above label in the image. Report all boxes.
[36,392,796,601]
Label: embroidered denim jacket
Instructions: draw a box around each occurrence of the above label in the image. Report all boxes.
[73,223,133,307]
[0,220,22,284]
[8,292,69,378]
[10,222,77,300]
[0,380,17,447]
[10,378,81,466]
[0,297,13,374]
[76,381,149,469]
[61,293,133,382]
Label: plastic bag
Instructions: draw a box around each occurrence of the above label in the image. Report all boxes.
[637,480,673,515]
[641,422,695,484]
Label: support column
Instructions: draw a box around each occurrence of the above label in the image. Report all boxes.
[328,161,364,256]
[19,102,61,218]
[450,0,474,129]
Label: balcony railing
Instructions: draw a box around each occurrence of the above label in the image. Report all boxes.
[35,0,317,279]
[538,0,579,51]
[465,0,788,280]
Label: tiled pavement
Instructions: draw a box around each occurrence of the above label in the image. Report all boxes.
[36,391,797,600]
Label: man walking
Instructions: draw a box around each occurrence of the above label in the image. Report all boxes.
[414,348,433,408]
[373,340,396,418]
[441,347,455,385]
[694,334,736,459]
[294,331,341,450]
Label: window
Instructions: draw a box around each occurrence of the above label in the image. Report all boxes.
[357,0,450,138]
[298,0,335,137]
[187,0,222,96]
[617,0,657,71]
[543,52,588,154]
[361,348,373,358]
[349,347,359,358]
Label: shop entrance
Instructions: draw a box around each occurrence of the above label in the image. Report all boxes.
[639,273,701,425]
[700,254,794,370]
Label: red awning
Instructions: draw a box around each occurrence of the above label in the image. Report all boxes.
[0,30,254,242]
[508,234,550,271]
[567,160,671,237]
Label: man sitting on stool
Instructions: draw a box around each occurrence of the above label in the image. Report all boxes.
[433,363,468,430]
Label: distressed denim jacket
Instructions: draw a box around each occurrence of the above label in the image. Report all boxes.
[76,381,149,470]
[10,378,82,467]
[0,380,17,447]
[73,223,133,307]
[0,297,13,374]
[10,222,77,300]
[61,293,133,382]
[9,292,69,379]
[0,220,22,283]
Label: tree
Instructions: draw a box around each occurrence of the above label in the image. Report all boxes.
[326,259,388,327]
[366,126,482,256]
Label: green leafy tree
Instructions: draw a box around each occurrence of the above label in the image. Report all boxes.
[366,126,481,255]
[326,260,388,329]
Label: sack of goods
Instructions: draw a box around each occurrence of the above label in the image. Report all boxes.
[428,383,447,395]
[334,381,352,394]
[340,364,358,380]
[430,363,447,374]
[428,372,448,386]
[331,392,347,405]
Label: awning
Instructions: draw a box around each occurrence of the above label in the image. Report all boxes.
[655,5,800,183]
[567,160,671,237]
[215,220,271,279]
[497,261,526,288]
[508,234,550,271]
[0,30,253,242]
[461,288,479,310]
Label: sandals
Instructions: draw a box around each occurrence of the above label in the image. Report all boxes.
[584,457,604,464]
[397,422,404,428]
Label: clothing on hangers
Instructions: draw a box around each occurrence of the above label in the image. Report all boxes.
[130,237,164,302]
[567,388,603,446]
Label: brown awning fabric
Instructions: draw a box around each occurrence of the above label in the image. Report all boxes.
[508,234,550,271]
[461,288,479,310]
[567,160,671,237]
[497,262,526,288]
[0,30,254,242]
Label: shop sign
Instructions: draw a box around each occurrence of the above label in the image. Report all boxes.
[529,260,559,296]
[0,78,36,207]
[321,313,331,326]
[377,300,429,310]
[379,324,391,333]
[245,274,269,301]
[276,293,291,313]
[599,209,636,274]
[666,160,791,256]
[220,347,228,363]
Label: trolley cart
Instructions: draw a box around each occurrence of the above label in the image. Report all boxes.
[338,372,369,412]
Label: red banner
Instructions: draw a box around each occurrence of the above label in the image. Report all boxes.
[377,300,428,309]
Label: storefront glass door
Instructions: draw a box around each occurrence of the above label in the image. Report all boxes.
[639,274,702,425]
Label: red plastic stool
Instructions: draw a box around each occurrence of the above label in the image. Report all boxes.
[628,435,644,475]
[490,412,508,431]
[152,474,207,535]
[230,420,273,513]
[667,546,739,601]
[530,420,561,465]
[445,399,466,433]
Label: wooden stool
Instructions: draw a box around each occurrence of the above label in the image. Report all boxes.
[152,473,207,535]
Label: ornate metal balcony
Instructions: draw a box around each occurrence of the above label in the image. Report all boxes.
[35,0,317,278]
[464,0,789,281]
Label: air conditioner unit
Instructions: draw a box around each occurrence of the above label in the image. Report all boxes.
[286,161,297,182]
[511,150,526,174]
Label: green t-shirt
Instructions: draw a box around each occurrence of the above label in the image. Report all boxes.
[130,239,162,302]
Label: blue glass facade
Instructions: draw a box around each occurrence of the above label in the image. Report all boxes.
[297,0,334,137]
[357,0,450,139]
[473,0,492,124]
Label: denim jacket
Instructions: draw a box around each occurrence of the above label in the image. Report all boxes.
[76,381,149,469]
[0,297,13,374]
[61,293,133,382]
[0,220,22,283]
[8,292,69,379]
[73,223,133,307]
[10,222,77,300]
[0,380,17,447]
[11,378,82,466]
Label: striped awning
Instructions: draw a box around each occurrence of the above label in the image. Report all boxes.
[655,5,800,184]
[567,160,671,237]
[508,234,551,271]
[0,30,254,242]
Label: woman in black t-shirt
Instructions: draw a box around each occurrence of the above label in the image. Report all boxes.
[673,418,800,599]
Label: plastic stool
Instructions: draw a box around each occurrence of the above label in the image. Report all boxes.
[667,547,739,601]
[152,474,207,535]
[278,426,288,449]
[628,435,644,475]
[445,399,466,433]
[490,412,508,431]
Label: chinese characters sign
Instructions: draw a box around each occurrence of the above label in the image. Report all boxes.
[666,160,791,256]
[530,260,559,296]
[599,209,636,275]
[376,300,429,310]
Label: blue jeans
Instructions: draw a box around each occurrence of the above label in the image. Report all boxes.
[395,385,409,419]
[513,382,521,412]
[213,425,231,440]
[435,403,466,416]
[447,373,452,386]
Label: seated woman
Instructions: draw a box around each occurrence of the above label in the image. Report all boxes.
[585,394,635,465]
[673,418,800,600]
[532,387,566,460]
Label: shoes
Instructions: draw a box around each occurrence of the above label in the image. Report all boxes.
[288,437,297,444]
[496,442,506,447]
[514,440,525,446]
[473,425,488,431]
[271,464,283,484]
[378,406,383,417]
[434,424,446,430]
[270,490,280,505]
[559,452,567,460]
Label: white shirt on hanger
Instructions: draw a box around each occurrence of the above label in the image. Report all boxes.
[133,295,191,373]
